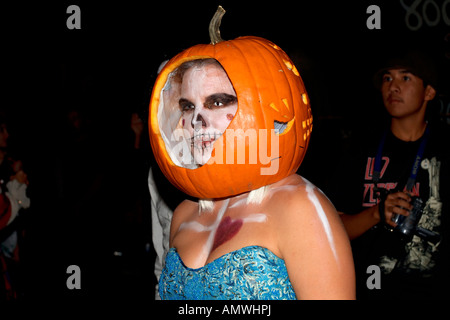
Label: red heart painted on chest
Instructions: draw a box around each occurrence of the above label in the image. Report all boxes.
[212,216,243,251]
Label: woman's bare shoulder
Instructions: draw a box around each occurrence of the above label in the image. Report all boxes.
[268,174,341,244]
[268,174,331,212]
[170,199,199,242]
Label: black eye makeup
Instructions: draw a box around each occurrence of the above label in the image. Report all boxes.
[179,98,195,112]
[204,93,237,109]
[179,93,237,113]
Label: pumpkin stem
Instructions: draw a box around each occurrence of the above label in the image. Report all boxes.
[209,5,226,45]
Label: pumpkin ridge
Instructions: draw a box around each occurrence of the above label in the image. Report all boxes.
[230,38,266,133]
[252,38,284,99]
[233,39,273,181]
[248,38,303,176]
[252,39,311,175]
[247,39,290,176]
[235,38,271,129]
[250,37,294,120]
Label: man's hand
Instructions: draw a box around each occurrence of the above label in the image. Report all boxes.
[380,191,412,228]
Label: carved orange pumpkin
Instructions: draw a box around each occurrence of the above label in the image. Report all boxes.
[149,7,312,199]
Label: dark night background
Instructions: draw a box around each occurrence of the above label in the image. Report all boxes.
[2,0,449,308]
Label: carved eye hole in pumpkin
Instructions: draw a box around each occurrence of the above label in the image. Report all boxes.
[274,118,295,136]
[158,58,237,169]
[274,121,287,134]
[269,98,295,136]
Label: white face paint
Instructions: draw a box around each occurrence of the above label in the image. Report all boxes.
[179,64,238,165]
[304,179,339,263]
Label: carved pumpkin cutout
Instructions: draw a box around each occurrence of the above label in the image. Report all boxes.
[157,58,238,169]
[149,7,312,199]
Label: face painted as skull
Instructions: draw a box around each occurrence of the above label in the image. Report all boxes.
[178,61,238,165]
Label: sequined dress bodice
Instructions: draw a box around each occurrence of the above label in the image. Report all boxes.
[159,245,296,300]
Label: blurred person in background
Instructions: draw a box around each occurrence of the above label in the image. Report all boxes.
[0,112,30,301]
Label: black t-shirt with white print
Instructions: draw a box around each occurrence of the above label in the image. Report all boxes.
[327,120,450,299]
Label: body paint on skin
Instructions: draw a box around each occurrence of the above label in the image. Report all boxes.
[186,198,229,267]
[305,180,339,263]
[212,216,243,251]
[227,196,247,209]
[212,213,267,251]
[178,198,267,265]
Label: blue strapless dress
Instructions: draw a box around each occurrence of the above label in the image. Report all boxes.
[159,245,296,300]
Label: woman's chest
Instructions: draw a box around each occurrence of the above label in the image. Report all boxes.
[172,201,279,269]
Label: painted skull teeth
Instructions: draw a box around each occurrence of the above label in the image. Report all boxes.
[191,132,222,152]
